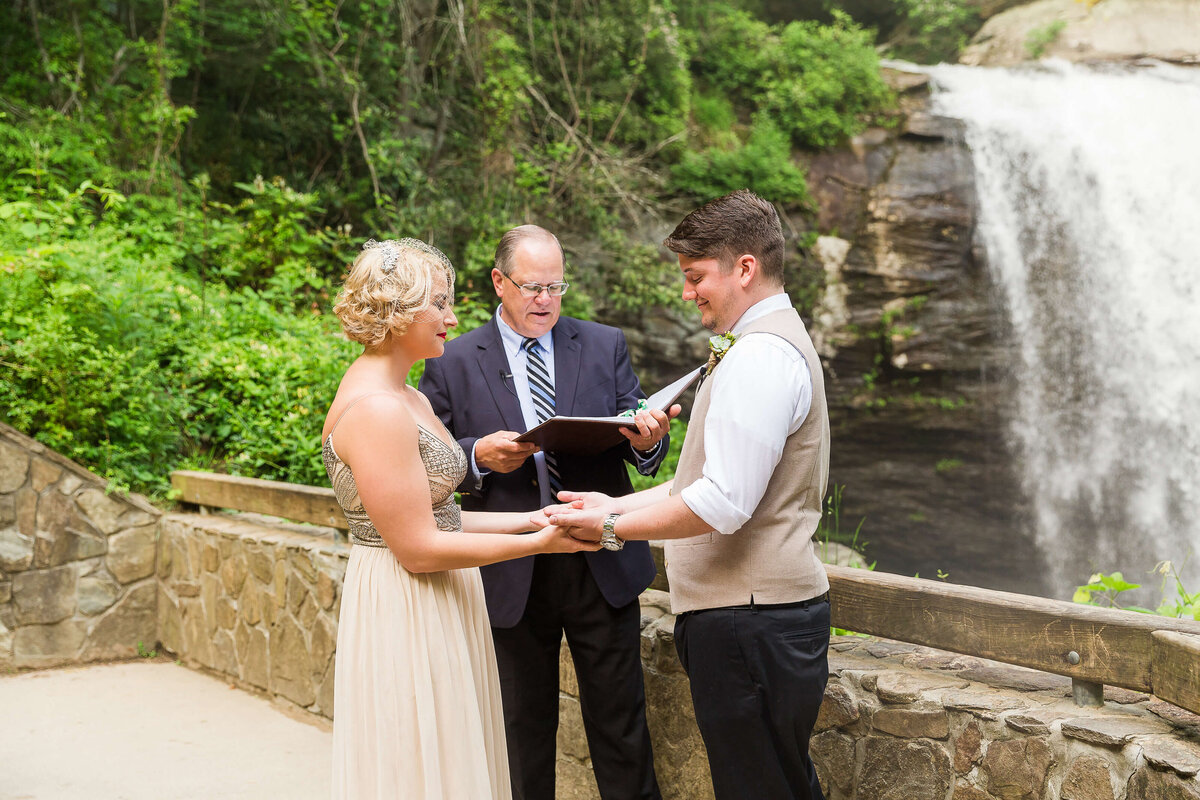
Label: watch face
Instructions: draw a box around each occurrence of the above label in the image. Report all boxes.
[602,538,623,551]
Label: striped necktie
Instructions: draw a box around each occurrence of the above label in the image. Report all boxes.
[523,337,563,495]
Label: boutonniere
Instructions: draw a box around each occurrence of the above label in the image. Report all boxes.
[705,332,737,376]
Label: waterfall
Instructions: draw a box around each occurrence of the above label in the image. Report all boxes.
[927,59,1200,602]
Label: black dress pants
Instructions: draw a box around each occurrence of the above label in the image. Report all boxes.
[674,599,831,800]
[491,553,662,800]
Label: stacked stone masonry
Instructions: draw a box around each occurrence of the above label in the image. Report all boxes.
[807,639,1200,800]
[0,424,159,670]
[156,512,345,718]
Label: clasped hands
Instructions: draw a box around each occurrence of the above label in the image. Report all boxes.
[527,491,615,543]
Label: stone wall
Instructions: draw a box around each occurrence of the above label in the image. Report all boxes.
[812,639,1200,800]
[144,510,1200,798]
[0,423,159,670]
[155,512,345,718]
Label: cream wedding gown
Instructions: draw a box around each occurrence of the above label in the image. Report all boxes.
[324,403,511,799]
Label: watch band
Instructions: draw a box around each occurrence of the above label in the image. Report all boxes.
[601,513,624,551]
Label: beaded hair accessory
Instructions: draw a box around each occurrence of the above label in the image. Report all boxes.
[362,237,454,278]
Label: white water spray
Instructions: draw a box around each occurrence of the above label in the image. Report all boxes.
[928,60,1200,600]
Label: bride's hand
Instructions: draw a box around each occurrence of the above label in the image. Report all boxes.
[529,499,582,529]
[536,524,603,553]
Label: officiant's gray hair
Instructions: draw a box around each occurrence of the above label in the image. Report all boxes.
[494,225,566,276]
[663,189,784,285]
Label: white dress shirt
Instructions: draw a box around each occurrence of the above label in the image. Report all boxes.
[470,309,661,506]
[678,293,813,536]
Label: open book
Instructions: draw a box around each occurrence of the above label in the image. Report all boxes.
[514,366,704,455]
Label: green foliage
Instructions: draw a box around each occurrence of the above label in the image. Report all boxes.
[817,483,873,637]
[1074,562,1199,619]
[817,483,869,554]
[1025,20,1068,59]
[0,1,899,495]
[886,0,980,64]
[934,458,963,474]
[0,202,357,496]
[629,417,688,493]
[688,6,892,149]
[671,117,811,204]
[594,229,687,314]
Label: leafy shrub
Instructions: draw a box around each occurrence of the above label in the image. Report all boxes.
[0,214,357,495]
[886,0,980,64]
[763,13,894,148]
[671,116,811,205]
[688,6,892,149]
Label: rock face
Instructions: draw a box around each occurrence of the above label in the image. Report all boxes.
[961,0,1200,67]
[799,72,1043,595]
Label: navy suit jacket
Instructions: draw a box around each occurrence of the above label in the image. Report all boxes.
[419,315,663,627]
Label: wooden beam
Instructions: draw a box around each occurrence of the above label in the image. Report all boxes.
[827,565,1200,706]
[1152,630,1200,715]
[170,471,348,530]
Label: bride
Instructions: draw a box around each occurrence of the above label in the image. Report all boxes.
[321,238,597,799]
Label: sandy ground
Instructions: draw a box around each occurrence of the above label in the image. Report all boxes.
[0,661,331,800]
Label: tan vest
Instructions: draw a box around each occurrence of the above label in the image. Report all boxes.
[666,307,830,613]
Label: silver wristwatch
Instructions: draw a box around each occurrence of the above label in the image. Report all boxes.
[600,513,624,551]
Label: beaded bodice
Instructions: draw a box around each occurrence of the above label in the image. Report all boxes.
[323,424,467,548]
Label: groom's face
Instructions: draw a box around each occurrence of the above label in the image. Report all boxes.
[678,254,742,333]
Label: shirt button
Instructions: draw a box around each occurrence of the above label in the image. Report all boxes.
[532,479,539,487]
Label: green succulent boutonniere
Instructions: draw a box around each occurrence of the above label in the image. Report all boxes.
[705,332,737,376]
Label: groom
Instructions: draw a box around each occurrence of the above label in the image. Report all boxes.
[550,189,832,800]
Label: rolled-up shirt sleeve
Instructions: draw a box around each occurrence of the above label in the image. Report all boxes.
[678,333,811,535]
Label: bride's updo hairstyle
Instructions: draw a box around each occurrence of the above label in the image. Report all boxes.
[334,238,456,347]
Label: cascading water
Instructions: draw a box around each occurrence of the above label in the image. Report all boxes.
[926,59,1200,602]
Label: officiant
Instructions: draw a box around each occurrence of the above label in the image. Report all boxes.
[418,224,672,800]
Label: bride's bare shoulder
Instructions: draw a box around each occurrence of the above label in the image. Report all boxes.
[324,389,417,448]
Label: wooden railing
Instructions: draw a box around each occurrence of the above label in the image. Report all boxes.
[171,470,1200,716]
[172,470,348,531]
[828,565,1200,714]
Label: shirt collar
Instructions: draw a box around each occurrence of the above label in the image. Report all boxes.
[495,307,554,357]
[730,292,791,336]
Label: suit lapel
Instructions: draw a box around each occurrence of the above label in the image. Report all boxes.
[552,318,582,418]
[476,319,527,432]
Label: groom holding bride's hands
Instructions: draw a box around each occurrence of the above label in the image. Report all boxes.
[550,189,833,800]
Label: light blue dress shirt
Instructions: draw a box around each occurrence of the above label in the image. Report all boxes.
[470,308,662,506]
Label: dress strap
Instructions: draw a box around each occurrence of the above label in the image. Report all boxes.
[325,391,405,443]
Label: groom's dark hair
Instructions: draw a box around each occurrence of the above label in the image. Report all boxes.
[663,189,784,285]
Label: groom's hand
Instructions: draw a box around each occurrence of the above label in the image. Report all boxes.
[476,431,539,473]
[554,490,616,514]
[547,506,605,542]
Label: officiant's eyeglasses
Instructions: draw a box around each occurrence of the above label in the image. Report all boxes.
[504,273,570,298]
